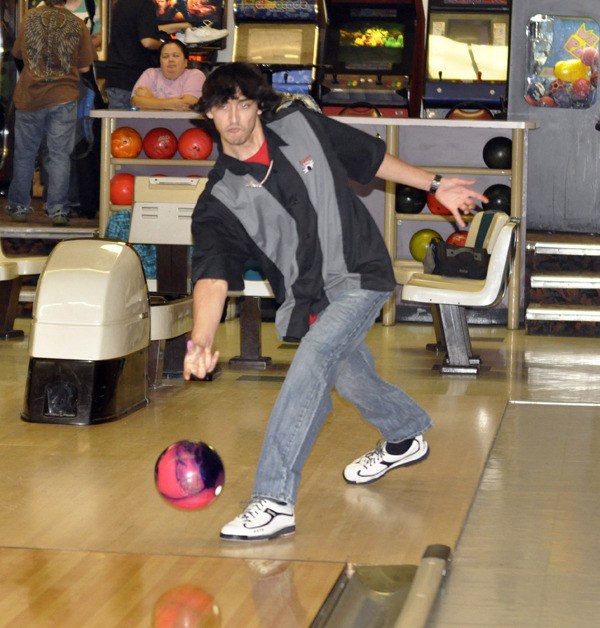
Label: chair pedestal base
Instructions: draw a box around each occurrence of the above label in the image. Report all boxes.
[437,304,481,375]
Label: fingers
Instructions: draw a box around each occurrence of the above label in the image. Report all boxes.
[183,342,219,381]
[183,345,201,380]
[470,190,489,204]
[451,209,467,229]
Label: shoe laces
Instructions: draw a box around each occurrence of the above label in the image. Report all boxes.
[360,441,387,467]
[240,498,270,522]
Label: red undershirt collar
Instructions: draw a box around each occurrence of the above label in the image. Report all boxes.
[245,139,270,166]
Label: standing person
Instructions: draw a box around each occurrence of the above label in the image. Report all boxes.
[184,63,487,542]
[104,0,189,109]
[6,0,95,225]
[131,39,204,110]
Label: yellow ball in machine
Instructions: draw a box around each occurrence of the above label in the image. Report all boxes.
[409,229,443,262]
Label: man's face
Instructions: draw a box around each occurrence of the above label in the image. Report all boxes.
[206,92,262,157]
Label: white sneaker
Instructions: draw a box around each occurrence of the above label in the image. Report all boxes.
[220,498,295,541]
[184,21,229,44]
[174,31,186,43]
[343,436,429,485]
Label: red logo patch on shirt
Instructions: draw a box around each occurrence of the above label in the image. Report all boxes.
[299,155,314,174]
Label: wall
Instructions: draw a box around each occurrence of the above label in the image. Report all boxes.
[509,0,600,233]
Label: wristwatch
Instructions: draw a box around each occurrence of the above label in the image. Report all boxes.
[429,174,443,194]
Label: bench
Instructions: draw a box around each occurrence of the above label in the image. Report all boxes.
[401,217,519,375]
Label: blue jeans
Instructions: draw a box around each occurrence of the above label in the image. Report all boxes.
[252,289,433,505]
[8,101,77,216]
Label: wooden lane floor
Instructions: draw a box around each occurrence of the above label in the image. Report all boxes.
[1,315,594,625]
[0,548,339,626]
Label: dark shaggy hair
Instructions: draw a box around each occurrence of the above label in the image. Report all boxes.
[196,62,281,120]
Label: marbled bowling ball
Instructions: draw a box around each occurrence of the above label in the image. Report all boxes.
[155,441,225,510]
[409,229,443,262]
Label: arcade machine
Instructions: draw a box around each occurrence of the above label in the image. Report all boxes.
[317,0,425,118]
[231,0,324,96]
[423,0,511,119]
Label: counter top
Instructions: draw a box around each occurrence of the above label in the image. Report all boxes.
[90,109,539,130]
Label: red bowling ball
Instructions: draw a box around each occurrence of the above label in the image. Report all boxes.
[427,193,452,216]
[143,127,178,159]
[109,173,135,206]
[178,128,213,160]
[446,230,469,246]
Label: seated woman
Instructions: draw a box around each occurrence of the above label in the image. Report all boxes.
[131,40,205,110]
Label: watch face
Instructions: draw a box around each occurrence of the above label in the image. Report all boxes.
[430,175,442,193]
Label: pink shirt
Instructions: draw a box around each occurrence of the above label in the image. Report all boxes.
[132,68,205,100]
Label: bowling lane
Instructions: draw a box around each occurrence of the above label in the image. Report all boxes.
[0,318,506,570]
[0,547,341,626]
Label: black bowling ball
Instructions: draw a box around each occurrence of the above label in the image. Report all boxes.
[483,136,512,169]
[396,184,427,214]
[482,183,511,214]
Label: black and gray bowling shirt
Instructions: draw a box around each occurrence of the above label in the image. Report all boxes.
[191,104,396,342]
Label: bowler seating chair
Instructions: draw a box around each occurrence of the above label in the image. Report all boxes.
[400,216,519,375]
[395,210,510,353]
[0,244,48,340]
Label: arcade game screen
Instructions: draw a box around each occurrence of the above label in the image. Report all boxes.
[427,12,509,81]
[234,23,318,65]
[336,21,406,70]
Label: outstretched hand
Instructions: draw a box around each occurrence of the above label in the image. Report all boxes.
[183,339,220,381]
[435,178,489,228]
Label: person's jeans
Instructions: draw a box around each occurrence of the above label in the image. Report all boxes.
[8,101,77,216]
[252,288,433,505]
[38,141,80,208]
[105,87,133,110]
